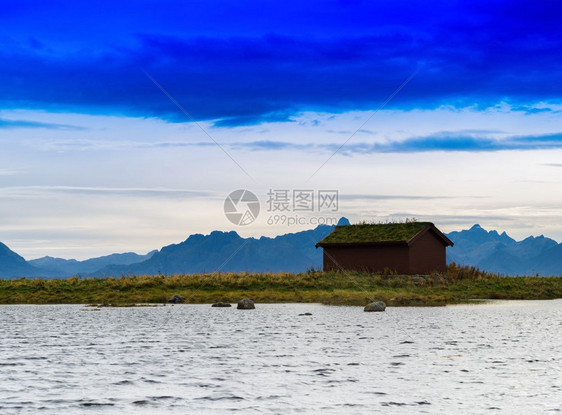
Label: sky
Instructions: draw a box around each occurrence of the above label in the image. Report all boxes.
[1,0,562,259]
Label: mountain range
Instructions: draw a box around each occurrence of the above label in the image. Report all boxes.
[446,224,562,276]
[1,220,562,278]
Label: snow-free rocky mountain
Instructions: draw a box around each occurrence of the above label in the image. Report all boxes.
[0,242,45,278]
[1,221,562,278]
[446,224,562,276]
[28,251,157,277]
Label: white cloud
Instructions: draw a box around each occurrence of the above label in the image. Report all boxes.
[1,107,562,259]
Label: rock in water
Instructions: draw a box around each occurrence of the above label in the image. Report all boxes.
[237,298,255,309]
[168,294,185,304]
[364,301,386,312]
[212,302,232,307]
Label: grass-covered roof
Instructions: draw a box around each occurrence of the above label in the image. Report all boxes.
[317,222,434,245]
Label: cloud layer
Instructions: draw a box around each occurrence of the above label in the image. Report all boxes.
[177,131,562,154]
[0,118,84,130]
[1,0,561,125]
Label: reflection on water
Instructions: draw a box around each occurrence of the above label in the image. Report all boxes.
[1,300,561,414]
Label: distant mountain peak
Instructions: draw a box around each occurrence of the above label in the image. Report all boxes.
[210,230,237,235]
[0,241,27,264]
[0,241,43,278]
[337,217,351,226]
[470,224,483,230]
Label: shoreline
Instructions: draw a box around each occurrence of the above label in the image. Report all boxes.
[1,266,562,307]
[2,298,561,308]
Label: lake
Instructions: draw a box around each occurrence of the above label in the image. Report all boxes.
[1,301,561,414]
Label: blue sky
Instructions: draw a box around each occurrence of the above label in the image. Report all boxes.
[2,1,562,123]
[1,0,562,258]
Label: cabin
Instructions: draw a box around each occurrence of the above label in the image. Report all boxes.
[315,222,453,274]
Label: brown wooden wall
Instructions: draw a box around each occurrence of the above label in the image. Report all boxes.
[322,230,448,274]
[323,245,410,273]
[408,230,447,273]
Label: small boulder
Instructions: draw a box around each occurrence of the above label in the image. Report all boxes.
[237,298,255,309]
[168,294,185,304]
[298,312,313,316]
[212,302,232,307]
[364,301,386,312]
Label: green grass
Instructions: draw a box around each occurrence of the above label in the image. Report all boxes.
[1,264,561,306]
[317,221,433,244]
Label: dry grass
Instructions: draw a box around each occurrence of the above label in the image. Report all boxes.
[1,264,561,306]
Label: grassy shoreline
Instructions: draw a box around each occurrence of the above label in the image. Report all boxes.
[1,265,561,306]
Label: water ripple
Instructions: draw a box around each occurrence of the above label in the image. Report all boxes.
[0,301,561,414]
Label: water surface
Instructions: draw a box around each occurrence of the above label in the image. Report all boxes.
[1,301,561,414]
